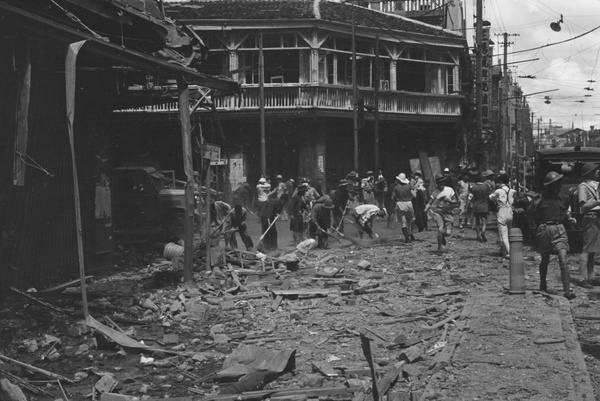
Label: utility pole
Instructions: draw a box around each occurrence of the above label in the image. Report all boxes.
[498,32,518,171]
[352,8,359,171]
[374,35,380,172]
[259,31,266,176]
[475,0,482,166]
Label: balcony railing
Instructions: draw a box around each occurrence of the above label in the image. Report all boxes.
[117,84,462,117]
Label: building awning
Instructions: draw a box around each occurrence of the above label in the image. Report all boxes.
[0,2,240,97]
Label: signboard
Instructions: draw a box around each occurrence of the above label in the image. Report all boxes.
[210,158,228,166]
[202,143,221,160]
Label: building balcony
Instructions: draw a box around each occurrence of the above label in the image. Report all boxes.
[117,84,462,120]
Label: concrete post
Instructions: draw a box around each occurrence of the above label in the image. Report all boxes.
[509,227,525,294]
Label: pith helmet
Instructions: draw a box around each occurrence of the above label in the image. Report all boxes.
[543,171,563,186]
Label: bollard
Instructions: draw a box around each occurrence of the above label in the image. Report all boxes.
[508,227,525,294]
[163,242,184,270]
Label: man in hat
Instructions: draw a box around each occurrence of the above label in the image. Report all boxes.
[457,172,471,229]
[309,197,334,248]
[289,183,310,245]
[392,173,417,243]
[270,174,289,220]
[411,170,429,232]
[333,179,352,233]
[349,204,387,240]
[346,171,361,205]
[470,173,492,242]
[374,171,388,209]
[229,204,255,251]
[361,171,376,205]
[425,174,457,255]
[529,171,576,299]
[489,174,516,259]
[259,193,286,251]
[442,167,454,191]
[256,177,270,214]
[577,162,600,288]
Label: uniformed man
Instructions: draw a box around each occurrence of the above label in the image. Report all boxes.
[530,171,577,299]
[577,163,600,288]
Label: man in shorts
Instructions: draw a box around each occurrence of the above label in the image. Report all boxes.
[425,174,457,255]
[576,162,600,288]
[530,171,576,299]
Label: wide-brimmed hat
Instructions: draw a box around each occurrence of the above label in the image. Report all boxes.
[258,177,267,184]
[413,170,422,177]
[482,169,495,177]
[347,171,358,178]
[396,173,409,184]
[276,174,283,179]
[435,174,446,184]
[443,168,450,173]
[581,162,599,177]
[366,170,374,176]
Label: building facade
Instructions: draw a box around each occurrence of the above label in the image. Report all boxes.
[118,0,471,196]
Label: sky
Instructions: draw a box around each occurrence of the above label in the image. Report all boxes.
[463,0,600,132]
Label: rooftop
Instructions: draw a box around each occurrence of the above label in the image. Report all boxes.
[165,0,461,39]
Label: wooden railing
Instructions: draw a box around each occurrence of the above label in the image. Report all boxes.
[117,84,462,117]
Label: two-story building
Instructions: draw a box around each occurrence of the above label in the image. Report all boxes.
[117,0,471,193]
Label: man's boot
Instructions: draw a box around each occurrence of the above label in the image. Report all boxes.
[560,263,576,299]
[402,227,411,243]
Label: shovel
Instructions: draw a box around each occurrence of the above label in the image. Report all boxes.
[315,224,341,243]
[330,225,361,247]
[258,214,280,249]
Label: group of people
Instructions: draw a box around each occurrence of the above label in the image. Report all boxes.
[218,162,600,301]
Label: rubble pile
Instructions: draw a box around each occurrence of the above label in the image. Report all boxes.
[0,235,508,401]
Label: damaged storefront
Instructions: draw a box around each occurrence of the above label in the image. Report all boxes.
[0,0,239,289]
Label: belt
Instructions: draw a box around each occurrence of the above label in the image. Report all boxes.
[543,221,560,225]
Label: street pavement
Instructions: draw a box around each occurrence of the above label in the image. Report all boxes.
[228,213,597,399]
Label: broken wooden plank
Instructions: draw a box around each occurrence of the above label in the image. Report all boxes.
[9,287,71,315]
[369,363,404,400]
[425,289,462,297]
[573,315,600,321]
[271,279,292,311]
[533,338,565,345]
[38,276,94,294]
[421,310,463,330]
[364,327,388,343]
[0,355,73,384]
[359,333,379,401]
[271,289,334,297]
[374,316,435,325]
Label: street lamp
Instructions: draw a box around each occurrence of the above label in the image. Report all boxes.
[550,15,564,32]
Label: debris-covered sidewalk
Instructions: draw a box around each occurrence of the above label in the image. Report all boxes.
[0,228,595,401]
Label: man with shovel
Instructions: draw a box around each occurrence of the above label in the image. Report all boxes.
[259,193,287,251]
[348,204,387,240]
[309,197,335,248]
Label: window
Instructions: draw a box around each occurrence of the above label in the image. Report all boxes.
[447,66,454,94]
